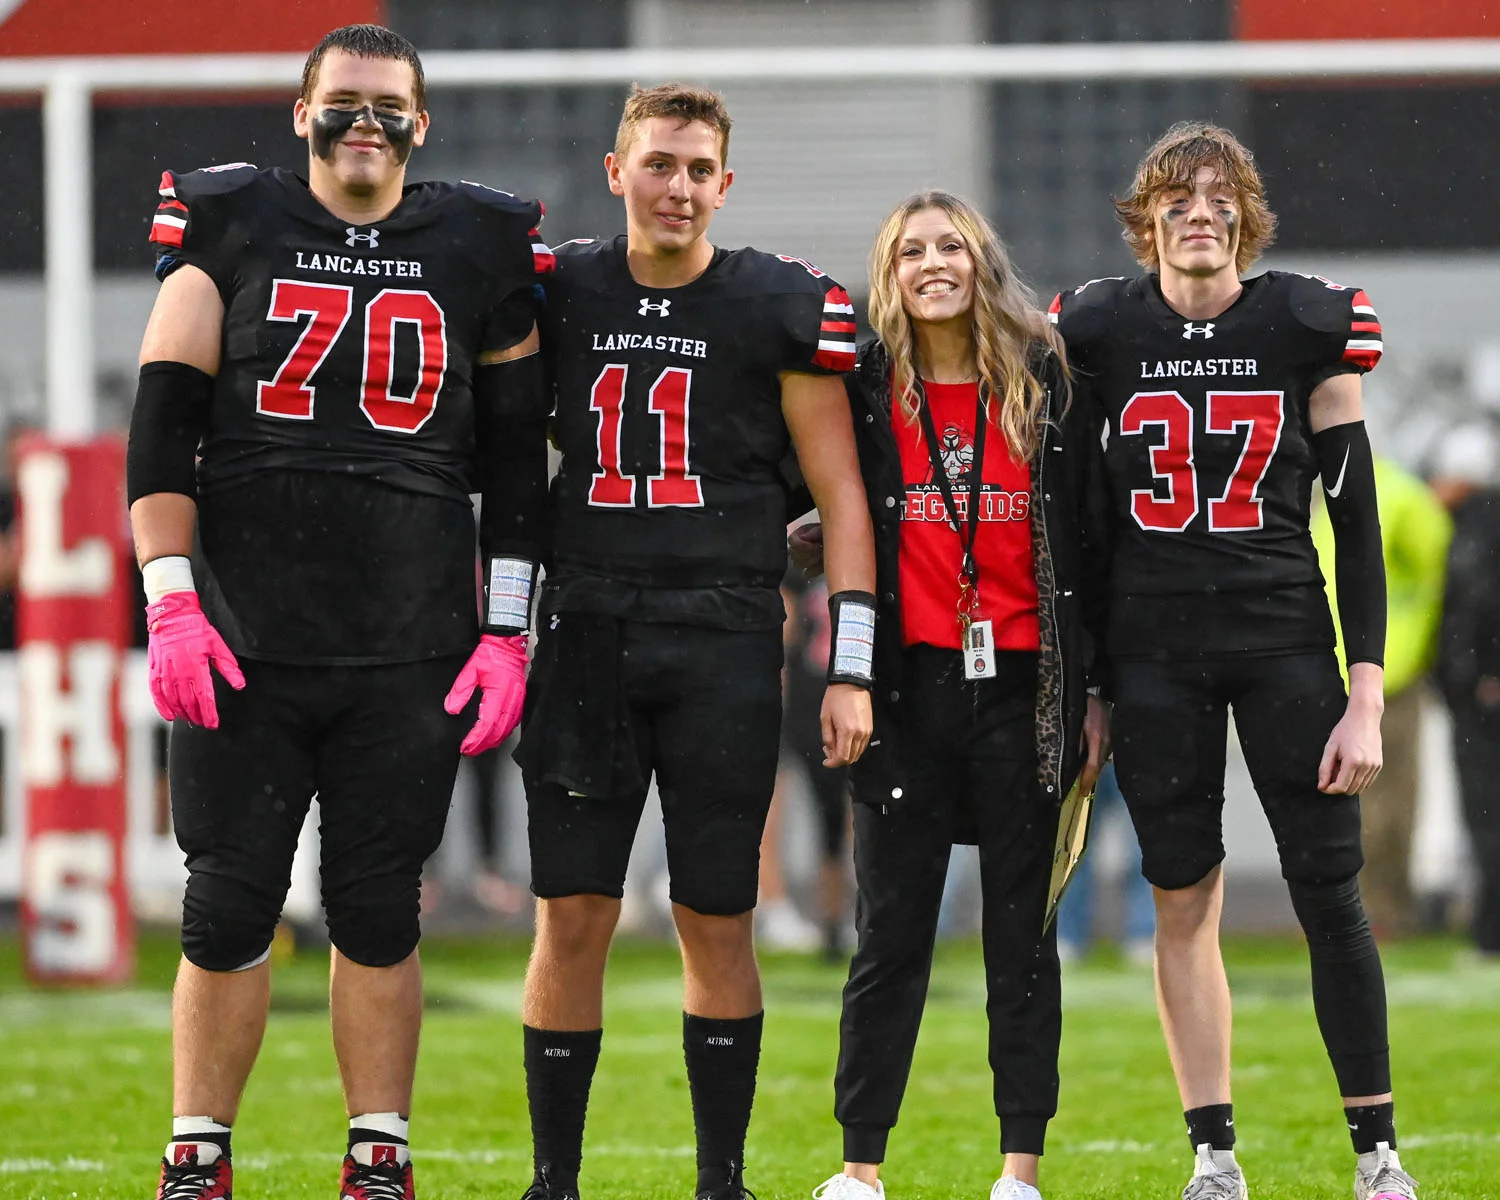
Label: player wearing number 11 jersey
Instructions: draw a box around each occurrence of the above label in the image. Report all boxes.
[514,84,875,1200]
[129,25,550,1200]
[1053,123,1416,1200]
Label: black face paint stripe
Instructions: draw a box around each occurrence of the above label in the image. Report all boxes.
[310,105,417,166]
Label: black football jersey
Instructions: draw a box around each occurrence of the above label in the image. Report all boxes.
[1051,271,1383,657]
[538,236,857,630]
[148,164,550,664]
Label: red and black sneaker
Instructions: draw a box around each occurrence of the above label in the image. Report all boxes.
[155,1141,232,1200]
[340,1142,415,1200]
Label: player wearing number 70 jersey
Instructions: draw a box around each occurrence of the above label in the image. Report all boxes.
[1052,123,1417,1200]
[129,24,551,1200]
[514,84,875,1200]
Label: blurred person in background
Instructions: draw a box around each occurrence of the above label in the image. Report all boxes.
[1312,456,1451,938]
[758,568,854,958]
[1431,422,1500,959]
[130,24,549,1200]
[516,83,874,1200]
[1054,761,1155,965]
[1053,122,1417,1200]
[803,189,1109,1200]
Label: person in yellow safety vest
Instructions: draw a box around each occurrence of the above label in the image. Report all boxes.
[1312,457,1452,937]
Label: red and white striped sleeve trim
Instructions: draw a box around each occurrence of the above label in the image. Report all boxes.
[150,171,187,248]
[530,227,555,274]
[812,285,857,371]
[1342,289,1382,371]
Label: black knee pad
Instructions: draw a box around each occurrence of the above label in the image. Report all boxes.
[1286,876,1376,962]
[180,873,282,971]
[324,883,422,967]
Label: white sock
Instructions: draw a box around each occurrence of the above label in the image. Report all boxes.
[173,1116,231,1139]
[350,1112,409,1144]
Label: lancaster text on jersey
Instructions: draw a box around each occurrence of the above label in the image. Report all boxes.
[1140,357,1258,379]
[590,332,708,358]
[294,250,424,278]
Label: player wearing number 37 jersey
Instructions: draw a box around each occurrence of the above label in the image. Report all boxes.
[514,84,875,1200]
[129,24,550,1200]
[1053,123,1416,1200]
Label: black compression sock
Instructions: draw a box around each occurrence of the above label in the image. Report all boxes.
[524,1025,602,1192]
[1185,1103,1236,1152]
[1345,1101,1396,1154]
[683,1011,763,1194]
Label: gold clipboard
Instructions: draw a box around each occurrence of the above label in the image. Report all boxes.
[1044,776,1096,933]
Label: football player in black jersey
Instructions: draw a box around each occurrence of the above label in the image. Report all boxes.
[128,25,550,1200]
[514,85,876,1200]
[1053,123,1416,1200]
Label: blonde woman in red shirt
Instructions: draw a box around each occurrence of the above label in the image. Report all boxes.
[798,191,1110,1200]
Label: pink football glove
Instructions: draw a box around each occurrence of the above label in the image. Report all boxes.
[145,592,246,729]
[444,634,528,756]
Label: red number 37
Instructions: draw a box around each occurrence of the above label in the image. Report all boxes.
[1119,390,1285,533]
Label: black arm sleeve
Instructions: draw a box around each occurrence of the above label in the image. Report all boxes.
[474,354,548,633]
[1312,420,1386,668]
[125,361,213,504]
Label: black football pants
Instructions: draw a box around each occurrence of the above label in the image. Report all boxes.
[836,647,1058,1161]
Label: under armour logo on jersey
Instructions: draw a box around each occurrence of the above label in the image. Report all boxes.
[1182,322,1215,340]
[346,227,379,248]
[638,298,671,317]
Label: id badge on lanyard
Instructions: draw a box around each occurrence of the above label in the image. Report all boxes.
[915,380,996,682]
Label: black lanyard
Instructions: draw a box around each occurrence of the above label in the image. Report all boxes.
[914,378,989,613]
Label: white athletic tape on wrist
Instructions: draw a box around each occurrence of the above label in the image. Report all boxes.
[485,557,533,630]
[141,555,195,604]
[831,598,876,683]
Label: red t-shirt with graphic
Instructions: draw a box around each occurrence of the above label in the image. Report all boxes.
[894,380,1040,651]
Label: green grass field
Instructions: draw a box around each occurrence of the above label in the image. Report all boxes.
[1,932,1496,1200]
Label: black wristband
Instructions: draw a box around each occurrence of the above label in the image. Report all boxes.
[827,590,876,688]
[126,361,213,504]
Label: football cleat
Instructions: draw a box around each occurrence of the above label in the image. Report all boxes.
[520,1166,581,1200]
[340,1142,414,1200]
[695,1159,756,1200]
[811,1173,885,1200]
[989,1177,1043,1200]
[1355,1142,1418,1200]
[155,1141,232,1200]
[1181,1144,1248,1200]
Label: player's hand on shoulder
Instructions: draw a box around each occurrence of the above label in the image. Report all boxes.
[820,682,873,768]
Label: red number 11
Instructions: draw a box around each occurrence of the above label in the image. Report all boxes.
[588,364,704,508]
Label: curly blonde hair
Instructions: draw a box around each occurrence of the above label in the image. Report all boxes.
[1114,121,1277,274]
[868,190,1061,462]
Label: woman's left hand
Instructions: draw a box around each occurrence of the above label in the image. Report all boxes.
[1078,694,1112,797]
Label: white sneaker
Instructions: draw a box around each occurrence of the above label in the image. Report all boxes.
[989,1177,1043,1200]
[812,1174,885,1200]
[758,899,823,951]
[1355,1142,1418,1200]
[1181,1145,1248,1200]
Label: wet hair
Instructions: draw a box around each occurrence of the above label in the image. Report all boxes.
[614,82,732,165]
[1114,121,1277,273]
[868,190,1064,462]
[301,24,426,112]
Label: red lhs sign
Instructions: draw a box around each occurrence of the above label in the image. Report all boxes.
[16,437,134,984]
[0,0,382,56]
[1237,0,1494,39]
